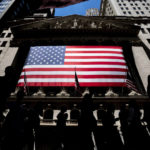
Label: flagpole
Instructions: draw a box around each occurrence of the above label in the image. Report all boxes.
[75,67,77,96]
[122,65,128,96]
[24,70,29,96]
[74,66,82,96]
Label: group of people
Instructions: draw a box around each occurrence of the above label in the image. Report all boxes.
[0,90,43,150]
[0,93,97,150]
[1,91,150,150]
[54,98,150,150]
[54,93,97,150]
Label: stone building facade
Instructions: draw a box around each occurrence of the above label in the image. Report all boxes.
[100,0,150,91]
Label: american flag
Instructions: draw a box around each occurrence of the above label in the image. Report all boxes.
[39,0,86,9]
[126,79,139,93]
[17,46,128,87]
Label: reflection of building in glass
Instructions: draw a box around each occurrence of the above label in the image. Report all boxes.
[0,0,15,19]
[86,8,99,16]
[0,0,54,29]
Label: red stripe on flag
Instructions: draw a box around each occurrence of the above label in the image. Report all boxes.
[65,51,123,54]
[66,46,122,49]
[23,68,128,72]
[17,82,75,87]
[20,75,126,79]
[65,56,124,59]
[64,62,126,65]
[126,79,139,92]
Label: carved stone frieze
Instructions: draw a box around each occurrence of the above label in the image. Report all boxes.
[10,15,140,34]
[9,15,141,47]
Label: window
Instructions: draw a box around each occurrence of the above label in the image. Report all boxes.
[145,7,149,10]
[133,7,136,10]
[138,7,141,10]
[135,3,138,6]
[136,11,139,14]
[6,33,11,37]
[147,39,150,44]
[0,50,2,54]
[147,3,150,6]
[121,7,124,10]
[141,28,146,34]
[1,41,7,47]
[130,3,133,6]
[126,7,129,10]
[128,11,131,14]
[123,3,126,6]
[147,28,150,33]
[0,33,5,37]
[142,3,145,6]
[141,11,144,14]
[123,11,126,14]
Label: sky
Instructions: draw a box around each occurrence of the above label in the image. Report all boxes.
[55,0,101,16]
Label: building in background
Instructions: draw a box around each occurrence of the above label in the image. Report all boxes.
[100,0,150,92]
[86,8,100,16]
[0,0,55,75]
[100,0,150,16]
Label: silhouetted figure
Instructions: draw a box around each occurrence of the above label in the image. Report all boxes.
[43,104,53,119]
[97,104,106,122]
[23,102,42,150]
[1,90,25,150]
[57,105,68,127]
[126,102,147,150]
[143,102,150,129]
[128,101,141,127]
[101,104,115,128]
[119,104,129,130]
[56,105,68,149]
[119,104,129,146]
[79,94,97,150]
[147,75,150,98]
[32,101,43,133]
[31,101,43,150]
[70,104,80,121]
[0,66,16,122]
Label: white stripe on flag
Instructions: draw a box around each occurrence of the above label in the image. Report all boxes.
[18,78,126,83]
[21,71,127,76]
[23,65,127,69]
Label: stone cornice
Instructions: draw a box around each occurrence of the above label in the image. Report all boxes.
[9,15,143,46]
[10,15,140,37]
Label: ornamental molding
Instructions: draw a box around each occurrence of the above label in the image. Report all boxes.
[10,15,139,34]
